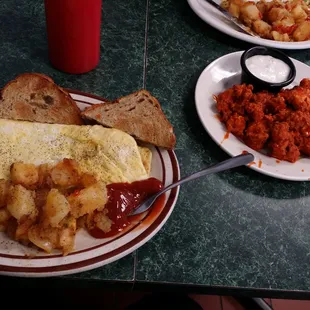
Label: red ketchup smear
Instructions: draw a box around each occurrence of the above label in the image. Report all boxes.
[90,178,163,238]
[221,131,229,144]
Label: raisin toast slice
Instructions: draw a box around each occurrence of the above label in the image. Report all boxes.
[81,90,176,149]
[0,73,83,125]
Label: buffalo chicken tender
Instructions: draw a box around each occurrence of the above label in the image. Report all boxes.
[215,78,310,163]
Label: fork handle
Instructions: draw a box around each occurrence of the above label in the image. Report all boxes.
[155,153,254,197]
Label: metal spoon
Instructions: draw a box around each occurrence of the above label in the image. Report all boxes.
[130,153,254,216]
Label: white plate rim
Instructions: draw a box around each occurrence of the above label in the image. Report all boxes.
[187,0,310,50]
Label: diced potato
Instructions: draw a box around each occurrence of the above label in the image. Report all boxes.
[271,31,290,41]
[267,8,290,23]
[50,158,81,188]
[7,185,38,222]
[68,182,108,218]
[37,163,53,189]
[28,224,59,253]
[10,162,39,189]
[293,21,310,41]
[253,20,272,38]
[0,179,10,207]
[34,188,50,210]
[80,173,98,187]
[93,210,113,233]
[76,214,87,229]
[0,207,10,223]
[59,216,76,255]
[15,216,35,240]
[228,2,241,18]
[42,189,70,227]
[59,228,75,256]
[0,208,11,231]
[291,4,308,23]
[256,1,268,16]
[6,218,17,239]
[60,215,77,231]
[240,3,262,26]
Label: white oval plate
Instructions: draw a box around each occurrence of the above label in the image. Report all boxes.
[0,90,180,277]
[187,0,310,50]
[195,51,310,181]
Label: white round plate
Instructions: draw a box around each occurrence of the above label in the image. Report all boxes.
[195,51,310,181]
[187,0,310,50]
[0,90,180,277]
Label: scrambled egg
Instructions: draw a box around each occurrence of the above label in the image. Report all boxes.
[0,119,151,184]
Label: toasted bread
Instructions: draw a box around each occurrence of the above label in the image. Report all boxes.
[81,90,176,149]
[0,73,83,125]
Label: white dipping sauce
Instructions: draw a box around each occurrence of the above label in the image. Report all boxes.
[245,55,291,83]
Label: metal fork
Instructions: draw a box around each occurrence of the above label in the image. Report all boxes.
[130,153,254,216]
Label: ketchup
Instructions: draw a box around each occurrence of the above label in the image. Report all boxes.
[90,178,163,238]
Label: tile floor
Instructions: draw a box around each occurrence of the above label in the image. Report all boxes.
[117,293,310,310]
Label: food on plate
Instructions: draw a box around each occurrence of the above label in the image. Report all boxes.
[0,158,163,255]
[0,118,160,254]
[0,73,83,125]
[81,89,176,149]
[221,0,310,42]
[215,78,310,163]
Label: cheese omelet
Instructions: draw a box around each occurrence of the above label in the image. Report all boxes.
[0,119,151,184]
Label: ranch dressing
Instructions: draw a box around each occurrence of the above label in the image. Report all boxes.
[245,55,290,83]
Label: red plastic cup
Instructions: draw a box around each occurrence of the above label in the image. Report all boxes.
[44,0,102,74]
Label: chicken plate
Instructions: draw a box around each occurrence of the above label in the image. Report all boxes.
[215,78,310,163]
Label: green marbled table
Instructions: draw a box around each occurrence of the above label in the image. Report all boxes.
[1,0,310,299]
